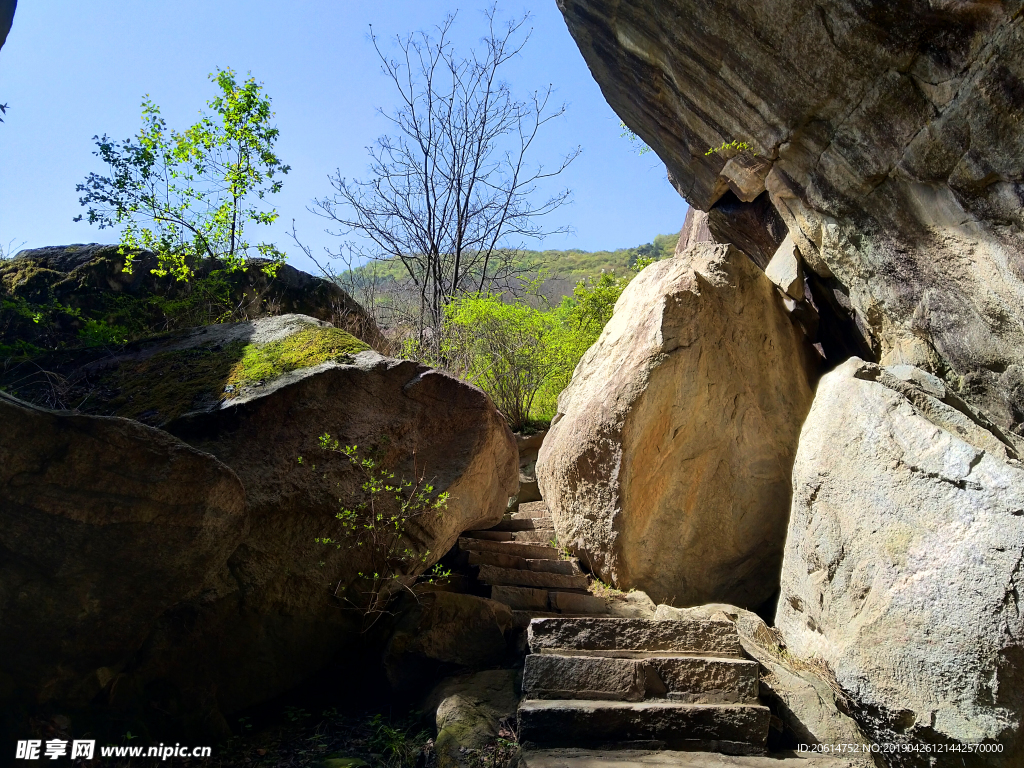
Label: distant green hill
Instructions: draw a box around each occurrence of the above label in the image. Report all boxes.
[340,232,680,301]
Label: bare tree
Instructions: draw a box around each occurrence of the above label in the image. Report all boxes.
[311,5,580,354]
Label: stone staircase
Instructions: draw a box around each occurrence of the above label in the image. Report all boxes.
[459,501,609,627]
[517,617,770,755]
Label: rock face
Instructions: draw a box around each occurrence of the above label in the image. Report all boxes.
[557,0,1024,447]
[384,591,513,690]
[0,392,246,710]
[777,358,1024,763]
[0,314,518,730]
[536,243,816,609]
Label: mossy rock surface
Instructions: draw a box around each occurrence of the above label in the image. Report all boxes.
[0,243,381,360]
[0,314,369,427]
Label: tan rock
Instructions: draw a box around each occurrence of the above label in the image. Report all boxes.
[537,244,816,609]
[764,235,803,301]
[556,0,1024,444]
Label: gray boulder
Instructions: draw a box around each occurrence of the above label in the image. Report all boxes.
[777,358,1024,764]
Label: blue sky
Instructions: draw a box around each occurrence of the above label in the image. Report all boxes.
[0,1,688,274]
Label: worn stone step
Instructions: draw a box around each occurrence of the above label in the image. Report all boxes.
[524,655,646,702]
[523,655,759,704]
[469,550,578,574]
[513,508,551,521]
[458,537,560,560]
[492,586,600,613]
[549,592,609,614]
[517,699,769,754]
[528,618,743,658]
[517,501,551,517]
[511,529,558,544]
[494,585,551,611]
[491,517,557,532]
[478,564,589,590]
[513,611,606,629]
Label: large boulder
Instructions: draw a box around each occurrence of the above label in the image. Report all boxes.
[536,244,817,610]
[777,358,1024,764]
[0,392,246,710]
[0,244,384,355]
[0,314,518,730]
[556,0,1024,447]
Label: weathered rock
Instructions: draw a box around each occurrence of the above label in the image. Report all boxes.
[706,193,787,271]
[513,431,547,508]
[655,604,872,763]
[385,592,514,690]
[537,243,817,608]
[674,208,713,256]
[0,244,383,356]
[1,314,518,727]
[426,670,520,768]
[556,0,1024,444]
[777,358,1024,764]
[0,392,246,708]
[764,236,804,301]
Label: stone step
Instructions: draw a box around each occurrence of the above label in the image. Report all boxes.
[528,618,743,658]
[491,517,556,532]
[458,537,560,560]
[478,564,589,590]
[517,699,769,754]
[518,501,551,517]
[513,508,551,521]
[493,586,609,614]
[469,550,578,575]
[465,529,556,544]
[549,592,609,614]
[523,655,759,704]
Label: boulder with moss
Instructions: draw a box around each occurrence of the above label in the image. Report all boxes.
[0,244,383,358]
[0,313,519,733]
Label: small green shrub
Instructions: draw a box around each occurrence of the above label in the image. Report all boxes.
[308,439,449,625]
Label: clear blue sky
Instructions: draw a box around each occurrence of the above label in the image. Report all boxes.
[0,1,687,274]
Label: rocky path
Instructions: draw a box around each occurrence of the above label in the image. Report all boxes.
[459,501,609,627]
[516,617,770,754]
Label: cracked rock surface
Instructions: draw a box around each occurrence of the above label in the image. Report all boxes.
[777,357,1024,763]
[556,0,1024,447]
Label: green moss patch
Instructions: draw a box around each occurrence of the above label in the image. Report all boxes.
[225,325,369,391]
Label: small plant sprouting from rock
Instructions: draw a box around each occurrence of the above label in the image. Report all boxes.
[304,436,449,625]
[705,139,758,157]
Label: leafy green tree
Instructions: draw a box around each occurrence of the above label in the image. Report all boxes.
[76,68,289,281]
[444,293,558,431]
